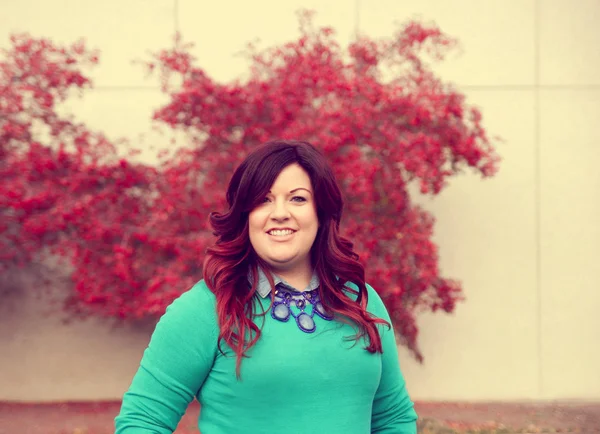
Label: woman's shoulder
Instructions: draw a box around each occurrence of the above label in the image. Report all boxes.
[146,279,219,357]
[343,281,388,317]
[169,279,215,306]
[160,279,218,327]
[187,279,216,301]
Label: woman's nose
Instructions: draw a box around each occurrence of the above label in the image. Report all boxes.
[271,199,291,220]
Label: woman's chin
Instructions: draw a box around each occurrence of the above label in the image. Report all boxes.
[264,255,299,268]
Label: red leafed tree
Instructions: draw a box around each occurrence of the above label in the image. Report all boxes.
[0,34,165,316]
[147,12,500,360]
[1,11,499,362]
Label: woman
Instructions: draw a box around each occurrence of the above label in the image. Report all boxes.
[115,140,418,433]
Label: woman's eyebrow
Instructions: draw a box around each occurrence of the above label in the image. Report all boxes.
[290,188,312,194]
[267,188,312,194]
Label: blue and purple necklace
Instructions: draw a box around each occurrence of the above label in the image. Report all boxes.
[271,285,333,333]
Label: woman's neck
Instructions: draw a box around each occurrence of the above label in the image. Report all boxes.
[272,265,313,291]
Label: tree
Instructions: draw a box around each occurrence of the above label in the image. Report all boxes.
[1,11,499,362]
[0,34,160,315]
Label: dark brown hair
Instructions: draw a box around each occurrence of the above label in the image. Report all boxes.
[203,140,388,376]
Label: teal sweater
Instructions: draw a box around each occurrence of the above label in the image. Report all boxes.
[114,280,418,433]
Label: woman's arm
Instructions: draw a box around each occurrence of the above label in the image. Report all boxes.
[367,284,418,434]
[114,281,218,433]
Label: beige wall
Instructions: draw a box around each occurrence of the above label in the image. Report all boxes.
[1,0,599,402]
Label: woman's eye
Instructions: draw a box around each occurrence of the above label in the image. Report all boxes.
[261,196,305,204]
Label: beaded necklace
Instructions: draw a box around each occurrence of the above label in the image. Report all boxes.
[270,284,333,333]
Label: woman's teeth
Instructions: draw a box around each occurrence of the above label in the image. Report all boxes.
[269,229,294,236]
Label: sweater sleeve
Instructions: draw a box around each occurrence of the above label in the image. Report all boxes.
[366,284,418,433]
[114,280,218,434]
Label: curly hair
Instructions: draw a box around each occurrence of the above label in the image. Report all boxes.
[203,140,388,376]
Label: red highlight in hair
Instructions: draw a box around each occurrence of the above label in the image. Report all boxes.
[203,140,389,377]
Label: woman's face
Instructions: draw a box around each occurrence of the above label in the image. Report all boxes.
[248,163,319,274]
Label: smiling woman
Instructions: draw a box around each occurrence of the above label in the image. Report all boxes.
[248,163,319,289]
[114,140,418,434]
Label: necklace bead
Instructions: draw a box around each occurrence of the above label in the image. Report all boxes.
[270,285,332,333]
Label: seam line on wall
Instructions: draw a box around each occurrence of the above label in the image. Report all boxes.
[355,0,360,40]
[174,0,180,37]
[534,0,543,399]
[91,85,600,91]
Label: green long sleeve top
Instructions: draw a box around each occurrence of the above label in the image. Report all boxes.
[114,277,418,433]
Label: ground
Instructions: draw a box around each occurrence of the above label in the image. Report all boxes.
[0,400,599,434]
